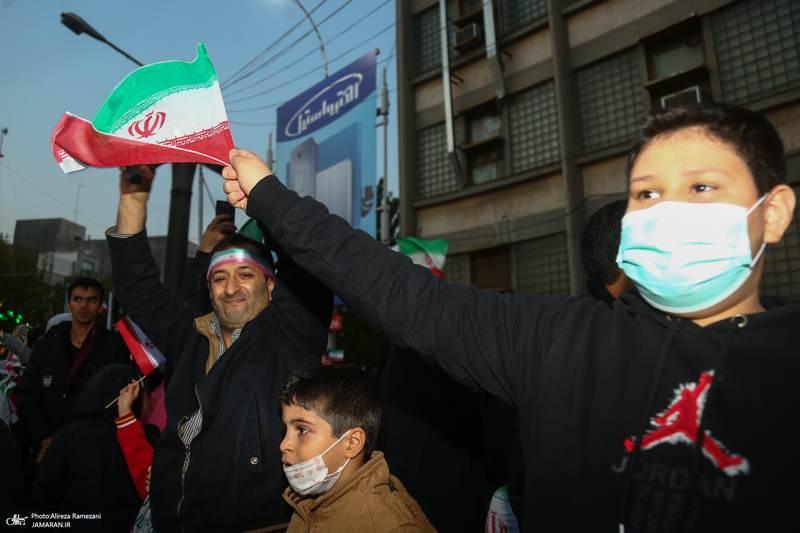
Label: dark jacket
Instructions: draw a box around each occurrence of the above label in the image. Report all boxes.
[246,174,800,532]
[18,321,129,446]
[107,229,331,532]
[31,364,160,531]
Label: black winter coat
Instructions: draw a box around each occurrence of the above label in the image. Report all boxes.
[107,229,331,532]
[18,321,129,446]
[31,364,160,532]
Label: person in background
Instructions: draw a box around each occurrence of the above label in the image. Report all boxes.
[31,364,159,531]
[18,278,129,466]
[179,214,238,313]
[2,325,32,364]
[116,378,160,533]
[116,378,159,500]
[580,199,635,304]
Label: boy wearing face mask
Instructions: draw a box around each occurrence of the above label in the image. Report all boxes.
[278,364,436,533]
[223,103,799,532]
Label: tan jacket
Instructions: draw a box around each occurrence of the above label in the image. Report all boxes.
[284,452,436,533]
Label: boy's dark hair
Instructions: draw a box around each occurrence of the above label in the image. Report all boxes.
[580,199,627,287]
[278,364,383,457]
[626,103,786,195]
[67,277,105,301]
[209,233,272,263]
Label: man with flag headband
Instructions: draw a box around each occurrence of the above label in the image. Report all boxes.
[106,164,332,532]
[48,44,331,531]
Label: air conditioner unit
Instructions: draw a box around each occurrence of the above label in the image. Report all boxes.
[660,85,702,108]
[454,23,482,50]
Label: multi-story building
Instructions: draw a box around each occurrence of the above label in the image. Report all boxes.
[396,0,800,297]
[12,218,197,286]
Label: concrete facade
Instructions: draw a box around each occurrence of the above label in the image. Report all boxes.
[397,0,800,297]
[12,218,197,286]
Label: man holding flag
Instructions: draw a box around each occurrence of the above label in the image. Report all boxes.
[106,165,332,532]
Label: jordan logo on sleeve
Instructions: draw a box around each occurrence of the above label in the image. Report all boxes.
[624,372,749,476]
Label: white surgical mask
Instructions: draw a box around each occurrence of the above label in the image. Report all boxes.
[616,195,767,315]
[283,430,353,496]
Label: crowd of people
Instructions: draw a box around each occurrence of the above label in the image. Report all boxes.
[1,102,798,532]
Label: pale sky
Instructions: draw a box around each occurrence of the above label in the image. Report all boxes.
[0,0,398,243]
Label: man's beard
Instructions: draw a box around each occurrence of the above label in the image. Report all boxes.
[212,284,270,332]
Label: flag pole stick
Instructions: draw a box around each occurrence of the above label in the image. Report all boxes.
[105,374,146,409]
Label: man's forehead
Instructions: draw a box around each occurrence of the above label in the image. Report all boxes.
[211,261,259,272]
[222,244,262,256]
[71,286,101,298]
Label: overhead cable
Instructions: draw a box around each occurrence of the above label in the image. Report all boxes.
[224,0,391,99]
[220,0,328,91]
[222,0,355,91]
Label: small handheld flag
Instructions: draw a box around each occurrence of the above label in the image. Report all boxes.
[51,44,234,173]
[117,317,166,376]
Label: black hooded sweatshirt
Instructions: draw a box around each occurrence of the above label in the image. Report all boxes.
[246,174,800,532]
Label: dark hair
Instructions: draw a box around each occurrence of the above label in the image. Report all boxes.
[209,233,273,266]
[278,364,382,457]
[67,277,105,301]
[626,103,786,195]
[580,199,627,286]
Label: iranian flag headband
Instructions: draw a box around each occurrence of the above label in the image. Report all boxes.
[207,249,275,284]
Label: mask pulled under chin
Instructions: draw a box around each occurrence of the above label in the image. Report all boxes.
[616,195,767,315]
[283,430,353,496]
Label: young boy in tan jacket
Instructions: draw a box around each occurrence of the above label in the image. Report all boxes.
[278,364,436,533]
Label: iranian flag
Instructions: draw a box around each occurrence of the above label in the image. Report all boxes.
[51,44,234,173]
[117,317,166,376]
[397,237,449,280]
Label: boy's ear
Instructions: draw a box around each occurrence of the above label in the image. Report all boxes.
[344,428,366,459]
[763,184,796,244]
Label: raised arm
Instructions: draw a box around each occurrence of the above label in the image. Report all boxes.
[107,167,198,366]
[116,165,155,234]
[222,150,567,404]
[261,224,333,358]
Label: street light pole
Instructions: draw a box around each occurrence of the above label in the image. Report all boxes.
[74,185,85,223]
[0,127,8,158]
[291,1,328,78]
[377,69,390,244]
[60,12,196,294]
[60,13,144,67]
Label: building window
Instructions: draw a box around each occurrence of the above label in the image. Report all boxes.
[712,0,800,104]
[414,6,441,75]
[501,0,547,34]
[418,123,460,198]
[471,246,511,292]
[641,18,712,108]
[80,260,94,277]
[761,182,800,298]
[508,81,560,173]
[461,103,505,185]
[515,233,569,296]
[443,253,471,285]
[576,48,642,152]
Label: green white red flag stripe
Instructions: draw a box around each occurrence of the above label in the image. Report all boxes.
[117,317,166,376]
[397,237,449,280]
[51,44,234,173]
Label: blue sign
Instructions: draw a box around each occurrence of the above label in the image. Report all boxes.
[276,51,378,235]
